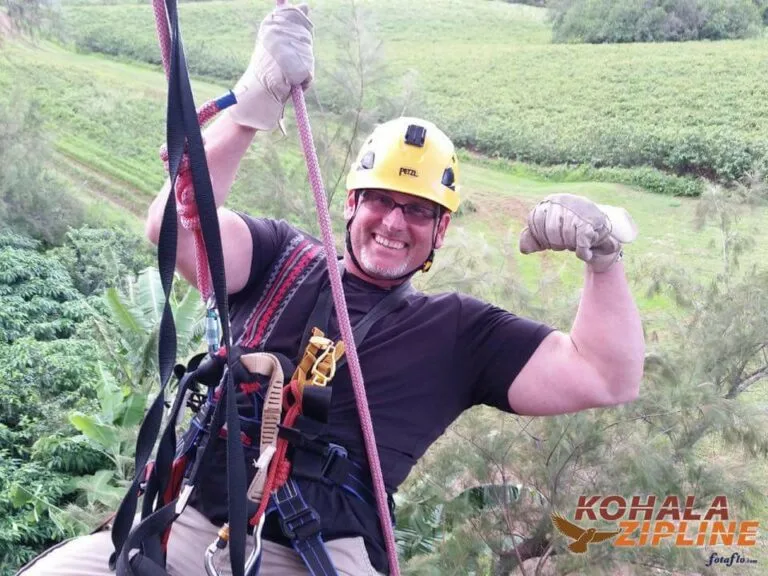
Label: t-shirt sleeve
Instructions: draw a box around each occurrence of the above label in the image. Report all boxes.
[231,213,296,298]
[457,295,555,413]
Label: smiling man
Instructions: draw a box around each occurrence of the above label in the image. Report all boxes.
[17,4,644,576]
[342,118,455,287]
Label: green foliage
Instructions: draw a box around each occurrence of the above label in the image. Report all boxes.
[31,434,111,475]
[550,0,763,44]
[52,226,154,296]
[401,181,768,573]
[0,455,80,574]
[0,97,85,244]
[0,229,157,573]
[0,234,92,343]
[396,477,535,573]
[93,267,205,386]
[52,267,205,528]
[0,43,174,200]
[68,363,148,487]
[0,338,101,574]
[2,0,62,39]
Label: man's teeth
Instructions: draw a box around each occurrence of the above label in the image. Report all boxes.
[374,234,405,249]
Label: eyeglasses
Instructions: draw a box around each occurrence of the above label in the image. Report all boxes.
[359,190,438,224]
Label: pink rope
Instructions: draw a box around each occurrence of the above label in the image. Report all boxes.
[151,0,170,79]
[152,0,400,572]
[273,2,399,572]
[289,87,401,575]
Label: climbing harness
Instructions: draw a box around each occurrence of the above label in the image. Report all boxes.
[109,0,402,574]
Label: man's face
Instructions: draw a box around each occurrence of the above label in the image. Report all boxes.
[345,189,451,282]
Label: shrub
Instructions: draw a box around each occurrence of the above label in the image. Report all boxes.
[0,98,85,245]
[550,0,763,43]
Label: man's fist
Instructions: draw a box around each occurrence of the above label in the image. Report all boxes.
[519,194,638,272]
[229,4,314,131]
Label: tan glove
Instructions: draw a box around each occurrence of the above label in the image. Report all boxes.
[519,194,638,272]
[229,4,314,131]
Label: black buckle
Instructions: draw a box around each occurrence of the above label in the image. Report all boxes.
[280,507,322,541]
[277,424,311,449]
[320,443,349,484]
[186,386,206,413]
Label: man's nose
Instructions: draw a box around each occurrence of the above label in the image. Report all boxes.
[382,204,407,228]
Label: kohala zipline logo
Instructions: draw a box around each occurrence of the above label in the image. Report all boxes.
[552,495,760,553]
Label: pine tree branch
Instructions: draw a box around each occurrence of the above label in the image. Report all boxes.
[449,426,508,484]
[327,0,366,205]
[726,363,768,399]
[544,418,572,469]
[514,415,543,446]
[494,530,553,575]
[534,543,556,576]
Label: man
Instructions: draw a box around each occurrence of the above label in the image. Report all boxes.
[17,4,643,576]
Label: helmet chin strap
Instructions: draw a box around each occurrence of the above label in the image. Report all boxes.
[345,192,440,284]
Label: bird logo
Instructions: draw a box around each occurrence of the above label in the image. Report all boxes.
[551,513,621,553]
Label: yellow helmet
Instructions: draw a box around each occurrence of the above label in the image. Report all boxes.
[345,117,461,212]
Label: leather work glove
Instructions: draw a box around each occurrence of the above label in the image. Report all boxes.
[519,193,638,273]
[229,4,314,131]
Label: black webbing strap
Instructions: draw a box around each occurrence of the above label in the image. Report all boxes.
[271,478,338,576]
[111,0,247,574]
[298,258,416,369]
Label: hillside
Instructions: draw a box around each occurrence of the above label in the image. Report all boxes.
[58,0,768,182]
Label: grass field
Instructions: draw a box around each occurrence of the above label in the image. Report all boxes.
[58,0,768,182]
[4,38,768,333]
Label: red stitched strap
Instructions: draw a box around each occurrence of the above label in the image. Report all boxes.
[240,382,261,395]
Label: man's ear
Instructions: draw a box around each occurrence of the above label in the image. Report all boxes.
[344,190,357,220]
[434,211,452,250]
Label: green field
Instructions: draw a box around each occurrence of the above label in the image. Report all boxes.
[4,37,768,338]
[59,0,768,182]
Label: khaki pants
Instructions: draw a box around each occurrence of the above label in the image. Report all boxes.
[16,506,383,576]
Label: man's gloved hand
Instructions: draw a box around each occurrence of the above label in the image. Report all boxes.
[519,193,638,272]
[229,4,314,131]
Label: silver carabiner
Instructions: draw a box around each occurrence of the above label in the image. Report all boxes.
[244,513,267,576]
[204,513,266,576]
[204,523,230,576]
[205,295,220,354]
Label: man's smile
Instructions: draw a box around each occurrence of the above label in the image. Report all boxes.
[372,233,407,250]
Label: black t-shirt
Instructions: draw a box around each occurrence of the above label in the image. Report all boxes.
[193,215,554,572]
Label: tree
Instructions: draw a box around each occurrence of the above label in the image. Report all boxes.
[52,226,155,297]
[1,0,60,39]
[0,97,85,245]
[0,234,102,574]
[0,234,183,574]
[549,0,763,43]
[397,177,768,574]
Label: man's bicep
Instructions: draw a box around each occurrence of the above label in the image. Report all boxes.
[507,331,611,416]
[219,208,254,295]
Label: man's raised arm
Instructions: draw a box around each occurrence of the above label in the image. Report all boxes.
[508,194,645,415]
[144,4,314,295]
